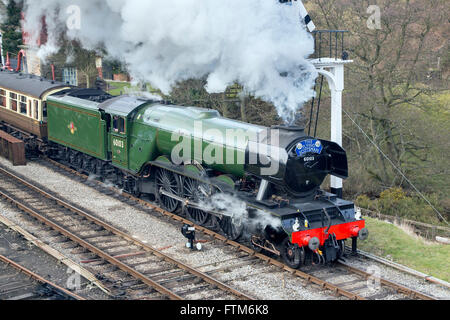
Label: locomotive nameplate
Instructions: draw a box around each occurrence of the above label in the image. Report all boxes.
[296,139,323,157]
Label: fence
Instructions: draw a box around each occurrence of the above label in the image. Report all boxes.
[360,207,450,242]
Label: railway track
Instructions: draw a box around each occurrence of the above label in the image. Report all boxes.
[28,157,441,300]
[0,164,253,300]
[0,254,83,300]
[345,247,450,290]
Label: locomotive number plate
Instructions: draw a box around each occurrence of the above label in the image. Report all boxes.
[113,139,125,148]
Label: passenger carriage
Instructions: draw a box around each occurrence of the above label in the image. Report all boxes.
[0,70,69,139]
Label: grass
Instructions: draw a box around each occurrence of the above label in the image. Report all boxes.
[106,80,164,97]
[358,217,450,282]
[106,81,133,96]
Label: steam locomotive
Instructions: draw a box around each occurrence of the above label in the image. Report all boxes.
[0,70,367,268]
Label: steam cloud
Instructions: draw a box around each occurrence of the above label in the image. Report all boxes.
[200,193,282,232]
[17,0,317,123]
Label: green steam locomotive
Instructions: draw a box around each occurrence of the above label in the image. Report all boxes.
[0,71,367,268]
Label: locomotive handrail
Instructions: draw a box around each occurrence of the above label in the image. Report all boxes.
[323,198,347,222]
[296,209,309,227]
[322,208,332,234]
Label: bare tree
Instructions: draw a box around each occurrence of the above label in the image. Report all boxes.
[310,0,448,192]
[72,43,99,88]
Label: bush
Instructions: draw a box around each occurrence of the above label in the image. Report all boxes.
[380,187,407,202]
[355,194,372,209]
[356,187,447,226]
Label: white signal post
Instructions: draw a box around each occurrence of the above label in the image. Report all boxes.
[311,58,352,197]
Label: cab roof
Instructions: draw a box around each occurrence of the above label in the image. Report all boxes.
[99,95,153,117]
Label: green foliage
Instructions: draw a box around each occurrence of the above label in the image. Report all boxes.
[355,194,371,209]
[1,0,23,55]
[380,187,407,202]
[356,187,447,226]
[105,59,127,75]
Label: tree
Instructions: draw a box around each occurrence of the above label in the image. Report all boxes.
[168,78,282,127]
[309,0,449,195]
[1,0,23,55]
[71,43,99,89]
[44,39,100,88]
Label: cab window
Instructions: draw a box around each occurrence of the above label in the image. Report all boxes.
[113,116,126,134]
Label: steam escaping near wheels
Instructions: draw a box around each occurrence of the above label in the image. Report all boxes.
[20,0,317,124]
[198,192,282,236]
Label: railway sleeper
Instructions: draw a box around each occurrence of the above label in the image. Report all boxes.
[95,242,132,251]
[104,248,143,257]
[174,284,216,298]
[151,270,189,282]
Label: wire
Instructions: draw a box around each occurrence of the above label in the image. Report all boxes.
[313,75,324,137]
[308,79,317,136]
[342,108,449,226]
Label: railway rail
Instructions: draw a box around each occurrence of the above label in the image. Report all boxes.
[28,156,440,300]
[337,261,436,300]
[0,254,84,300]
[0,164,253,300]
[345,247,450,290]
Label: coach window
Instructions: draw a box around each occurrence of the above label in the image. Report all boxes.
[20,96,27,115]
[113,116,126,134]
[42,102,47,120]
[0,90,6,107]
[34,100,39,120]
[10,93,17,111]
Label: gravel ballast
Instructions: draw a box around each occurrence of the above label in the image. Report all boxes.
[0,157,448,300]
[0,158,335,300]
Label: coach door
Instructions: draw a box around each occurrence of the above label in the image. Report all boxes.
[110,115,128,168]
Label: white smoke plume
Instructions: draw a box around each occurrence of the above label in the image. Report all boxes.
[0,2,7,23]
[20,0,317,123]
